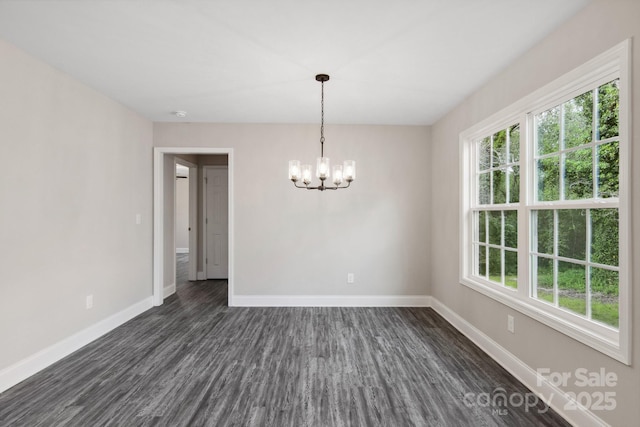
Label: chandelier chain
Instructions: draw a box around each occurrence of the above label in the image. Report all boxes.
[320,80,325,157]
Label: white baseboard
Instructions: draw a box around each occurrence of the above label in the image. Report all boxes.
[197,271,206,280]
[0,297,153,394]
[232,294,431,307]
[429,297,608,427]
[176,248,189,254]
[164,283,176,298]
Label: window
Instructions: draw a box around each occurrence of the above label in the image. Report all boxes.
[531,80,621,328]
[460,41,630,364]
[474,125,520,290]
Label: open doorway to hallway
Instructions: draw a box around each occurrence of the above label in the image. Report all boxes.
[153,148,234,307]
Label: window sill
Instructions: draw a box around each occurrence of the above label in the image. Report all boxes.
[459,277,629,365]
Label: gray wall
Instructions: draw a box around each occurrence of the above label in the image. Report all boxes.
[429,1,640,424]
[154,123,431,297]
[0,39,153,370]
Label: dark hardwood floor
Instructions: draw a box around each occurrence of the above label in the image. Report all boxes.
[0,254,569,426]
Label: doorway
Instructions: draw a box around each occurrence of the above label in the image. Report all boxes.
[153,147,234,307]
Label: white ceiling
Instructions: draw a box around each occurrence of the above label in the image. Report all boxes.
[0,0,590,125]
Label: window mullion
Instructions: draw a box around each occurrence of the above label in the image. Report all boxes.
[559,103,566,201]
[484,212,489,279]
[553,210,559,307]
[594,87,600,141]
[490,135,495,204]
[586,209,593,320]
[592,88,599,198]
[506,128,511,203]
[501,210,505,286]
[520,114,533,299]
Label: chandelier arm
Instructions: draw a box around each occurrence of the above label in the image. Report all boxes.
[292,181,322,190]
[319,181,352,191]
[335,181,352,190]
[291,180,351,191]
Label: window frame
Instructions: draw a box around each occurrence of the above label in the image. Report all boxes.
[459,40,631,364]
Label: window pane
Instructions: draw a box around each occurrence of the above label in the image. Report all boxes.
[508,165,520,203]
[479,172,490,205]
[504,250,517,289]
[590,267,619,328]
[597,141,619,198]
[477,211,487,243]
[493,130,507,167]
[535,210,554,255]
[479,137,491,170]
[489,247,502,284]
[537,156,560,201]
[564,148,593,200]
[477,245,486,277]
[504,210,517,249]
[558,261,586,315]
[564,91,593,149]
[535,257,554,303]
[597,79,619,140]
[493,169,506,204]
[489,211,502,245]
[591,209,619,266]
[509,124,520,163]
[537,106,560,155]
[558,209,586,261]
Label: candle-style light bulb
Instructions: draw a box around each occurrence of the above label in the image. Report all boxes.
[288,160,301,182]
[344,160,356,182]
[316,157,330,180]
[301,164,313,185]
[332,165,343,186]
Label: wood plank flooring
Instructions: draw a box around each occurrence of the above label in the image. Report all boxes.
[0,255,570,426]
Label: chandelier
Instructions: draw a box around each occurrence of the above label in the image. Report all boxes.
[288,74,356,191]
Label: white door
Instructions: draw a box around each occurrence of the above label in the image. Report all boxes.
[205,167,228,279]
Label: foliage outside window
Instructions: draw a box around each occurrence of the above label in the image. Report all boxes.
[532,80,620,328]
[460,41,630,363]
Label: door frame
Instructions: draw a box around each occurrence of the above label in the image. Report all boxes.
[173,157,198,282]
[202,165,229,279]
[153,147,234,307]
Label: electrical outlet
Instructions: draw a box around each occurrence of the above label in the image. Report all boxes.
[507,315,515,333]
[86,295,93,309]
[347,273,355,284]
[135,214,142,225]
